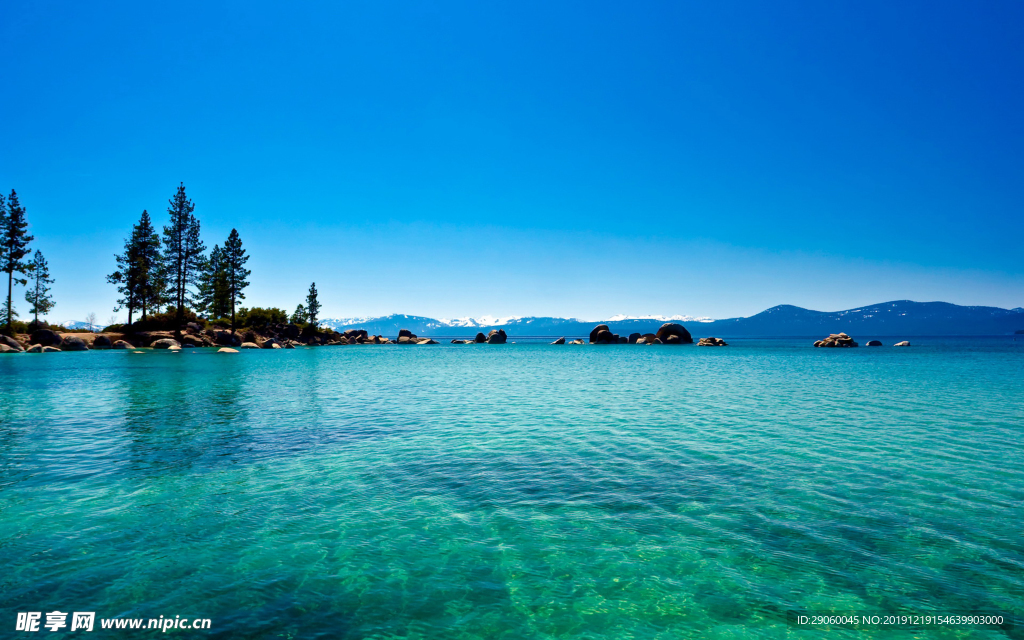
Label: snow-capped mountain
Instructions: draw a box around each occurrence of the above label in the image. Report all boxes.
[604,314,714,323]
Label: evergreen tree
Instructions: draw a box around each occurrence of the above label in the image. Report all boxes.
[223,229,251,333]
[291,304,308,325]
[162,183,206,333]
[305,282,321,328]
[196,245,231,320]
[1,190,34,335]
[108,210,164,326]
[25,250,55,323]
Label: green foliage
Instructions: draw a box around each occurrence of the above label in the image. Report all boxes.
[196,244,231,320]
[108,209,165,324]
[128,307,203,332]
[291,304,308,325]
[162,183,205,331]
[305,282,321,328]
[223,228,251,330]
[237,306,288,330]
[2,190,35,333]
[25,249,55,321]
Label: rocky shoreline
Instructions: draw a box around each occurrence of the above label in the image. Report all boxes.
[0,321,914,353]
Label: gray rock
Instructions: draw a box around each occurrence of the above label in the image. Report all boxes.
[240,342,260,349]
[30,329,62,347]
[551,337,566,345]
[112,340,133,349]
[60,336,89,351]
[0,335,24,351]
[152,338,181,349]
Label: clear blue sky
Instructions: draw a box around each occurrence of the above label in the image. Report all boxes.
[2,1,1021,322]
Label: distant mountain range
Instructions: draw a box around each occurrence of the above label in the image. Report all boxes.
[316,301,1024,337]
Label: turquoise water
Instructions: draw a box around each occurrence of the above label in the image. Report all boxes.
[1,339,1022,639]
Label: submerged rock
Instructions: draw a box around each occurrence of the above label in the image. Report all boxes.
[656,323,693,344]
[240,342,260,349]
[814,333,858,348]
[697,337,728,346]
[417,339,439,345]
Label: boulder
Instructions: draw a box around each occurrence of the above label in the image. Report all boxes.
[60,336,89,351]
[186,322,203,334]
[486,329,507,344]
[627,333,641,344]
[0,334,24,351]
[697,337,728,346]
[652,338,663,344]
[270,343,281,349]
[112,340,133,349]
[813,333,858,348]
[0,344,19,353]
[240,342,260,349]
[638,333,657,345]
[262,338,281,349]
[866,340,883,347]
[398,335,415,344]
[655,323,693,344]
[894,341,911,347]
[474,332,487,343]
[589,324,610,343]
[30,329,62,347]
[152,338,181,349]
[167,345,182,351]
[398,329,415,339]
[551,337,566,345]
[214,330,242,347]
[417,339,439,345]
[591,328,619,344]
[284,342,295,349]
[29,345,61,353]
[93,335,113,349]
[618,336,628,343]
[568,339,585,345]
[217,347,239,354]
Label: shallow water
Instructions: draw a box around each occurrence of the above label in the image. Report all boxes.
[1,338,1022,638]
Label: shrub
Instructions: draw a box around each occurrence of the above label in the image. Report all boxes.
[238,307,288,330]
[125,307,203,332]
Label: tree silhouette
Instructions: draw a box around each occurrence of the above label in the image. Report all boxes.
[1,190,34,335]
[162,183,205,333]
[25,250,55,323]
[305,283,321,329]
[108,210,164,326]
[223,229,250,332]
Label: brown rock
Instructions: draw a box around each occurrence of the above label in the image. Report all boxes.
[655,323,693,344]
[60,336,89,351]
[486,329,507,344]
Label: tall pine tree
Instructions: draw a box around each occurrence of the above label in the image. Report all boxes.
[1,190,34,335]
[162,183,205,333]
[305,282,321,329]
[25,250,55,324]
[196,245,230,320]
[108,210,165,326]
[223,229,250,332]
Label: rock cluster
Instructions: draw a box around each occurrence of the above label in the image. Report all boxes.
[397,329,438,345]
[814,333,858,348]
[589,324,622,344]
[697,337,728,346]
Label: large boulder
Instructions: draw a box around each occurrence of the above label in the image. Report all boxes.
[0,344,19,353]
[637,333,657,345]
[112,340,133,349]
[60,336,89,351]
[474,332,487,343]
[486,329,507,344]
[30,329,62,347]
[93,335,113,349]
[589,324,610,343]
[551,337,566,345]
[240,342,260,349]
[180,334,206,347]
[655,323,693,344]
[591,328,619,344]
[398,329,415,339]
[214,330,242,347]
[152,338,181,349]
[27,344,60,353]
[697,337,728,346]
[627,333,641,344]
[866,340,883,347]
[262,338,281,349]
[813,333,858,348]
[217,347,239,354]
[0,335,24,351]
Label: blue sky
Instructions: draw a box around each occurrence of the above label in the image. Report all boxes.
[1,1,1021,322]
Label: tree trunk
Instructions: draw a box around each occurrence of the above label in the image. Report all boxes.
[6,269,12,333]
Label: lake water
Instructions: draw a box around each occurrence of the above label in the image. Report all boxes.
[1,338,1022,638]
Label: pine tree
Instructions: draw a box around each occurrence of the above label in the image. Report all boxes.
[305,282,321,329]
[162,183,205,333]
[108,210,165,326]
[223,229,251,332]
[1,190,34,335]
[291,304,308,325]
[196,245,230,320]
[25,250,55,323]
